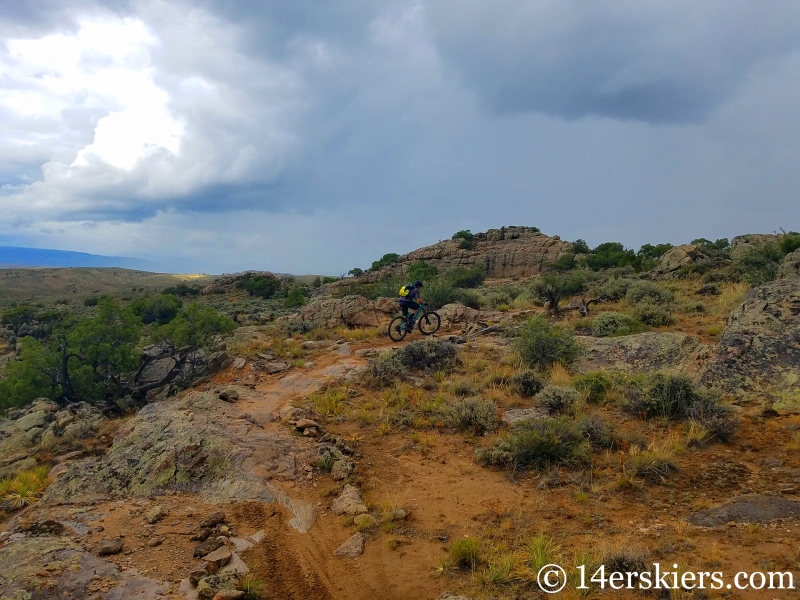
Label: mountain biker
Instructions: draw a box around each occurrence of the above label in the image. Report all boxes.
[399,280,425,325]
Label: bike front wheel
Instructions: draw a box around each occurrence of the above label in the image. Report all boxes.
[417,311,441,335]
[388,316,409,342]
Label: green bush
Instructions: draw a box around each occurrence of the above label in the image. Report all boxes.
[513,315,582,369]
[572,372,615,405]
[441,397,499,435]
[572,239,590,254]
[624,281,673,305]
[130,294,183,325]
[633,304,675,327]
[83,297,99,307]
[161,283,200,297]
[583,242,637,271]
[443,265,485,288]
[734,241,784,286]
[371,253,400,271]
[284,285,307,308]
[236,273,280,299]
[510,371,545,397]
[537,384,579,414]
[532,272,586,312]
[591,311,642,337]
[422,280,480,310]
[475,417,591,471]
[452,230,475,250]
[578,415,617,449]
[366,339,459,386]
[589,277,632,301]
[407,260,438,281]
[778,232,800,256]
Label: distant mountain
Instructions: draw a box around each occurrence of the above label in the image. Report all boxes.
[0,246,162,271]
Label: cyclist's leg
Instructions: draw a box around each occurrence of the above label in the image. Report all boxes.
[407,301,419,321]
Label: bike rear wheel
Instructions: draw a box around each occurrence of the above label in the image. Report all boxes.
[418,311,441,335]
[388,316,409,342]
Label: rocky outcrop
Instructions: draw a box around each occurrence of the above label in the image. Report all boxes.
[43,390,317,533]
[0,400,106,478]
[778,248,800,280]
[730,233,779,260]
[653,244,712,277]
[333,227,572,286]
[686,494,800,526]
[578,332,713,377]
[280,295,398,329]
[0,537,167,599]
[700,278,800,408]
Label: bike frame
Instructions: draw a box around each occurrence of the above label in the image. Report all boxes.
[405,304,427,327]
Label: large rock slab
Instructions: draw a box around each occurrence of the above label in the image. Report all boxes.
[653,244,712,278]
[730,233,780,260]
[0,537,167,599]
[700,279,800,406]
[42,390,317,533]
[334,532,366,557]
[686,494,800,526]
[778,248,800,280]
[578,332,712,376]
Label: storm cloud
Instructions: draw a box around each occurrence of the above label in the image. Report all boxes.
[0,0,798,273]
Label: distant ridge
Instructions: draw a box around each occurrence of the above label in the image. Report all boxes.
[0,246,161,271]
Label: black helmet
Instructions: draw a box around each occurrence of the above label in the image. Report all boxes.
[414,280,423,287]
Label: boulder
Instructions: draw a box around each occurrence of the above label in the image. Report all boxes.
[218,388,239,402]
[200,511,226,528]
[700,278,800,408]
[189,561,218,585]
[283,295,396,329]
[653,244,712,277]
[578,332,713,377]
[265,361,289,374]
[197,572,239,600]
[730,233,780,260]
[144,505,169,524]
[194,538,225,558]
[202,547,232,569]
[97,539,124,556]
[15,411,49,432]
[777,248,800,280]
[333,532,366,557]
[331,485,368,515]
[331,459,354,481]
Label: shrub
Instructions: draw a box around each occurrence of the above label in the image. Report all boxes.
[449,537,482,570]
[452,230,475,250]
[579,415,616,449]
[83,297,99,307]
[679,301,706,313]
[423,280,480,310]
[443,265,486,288]
[513,315,583,369]
[441,397,499,435]
[779,232,800,255]
[633,304,675,327]
[591,311,642,337]
[130,294,183,325]
[510,371,545,397]
[236,273,280,299]
[573,372,615,405]
[625,281,673,305]
[623,445,676,483]
[366,339,458,385]
[685,394,739,442]
[621,373,697,420]
[532,272,586,312]
[407,260,438,281]
[604,550,647,574]
[589,277,633,301]
[284,285,307,308]
[537,384,579,414]
[371,252,400,271]
[572,239,590,254]
[475,417,591,471]
[734,241,783,285]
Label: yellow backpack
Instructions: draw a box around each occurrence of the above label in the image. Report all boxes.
[398,284,412,297]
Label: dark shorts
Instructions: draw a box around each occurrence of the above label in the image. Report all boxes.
[399,299,419,315]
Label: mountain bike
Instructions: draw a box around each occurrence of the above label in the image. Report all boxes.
[388,303,441,342]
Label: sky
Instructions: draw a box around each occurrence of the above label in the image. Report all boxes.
[1,0,799,274]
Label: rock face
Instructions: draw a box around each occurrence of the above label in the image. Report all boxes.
[331,485,368,515]
[42,390,317,533]
[700,279,800,407]
[686,494,800,526]
[653,244,712,277]
[578,332,713,376]
[0,537,167,599]
[778,248,800,280]
[343,227,571,282]
[282,295,398,329]
[730,233,780,260]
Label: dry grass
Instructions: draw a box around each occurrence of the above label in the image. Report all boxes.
[1,465,51,509]
[548,363,572,386]
[333,326,380,341]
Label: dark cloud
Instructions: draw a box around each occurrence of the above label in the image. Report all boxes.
[427,0,800,123]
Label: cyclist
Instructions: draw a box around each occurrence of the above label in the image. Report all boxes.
[399,280,425,326]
